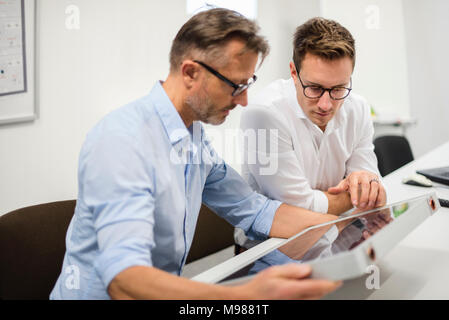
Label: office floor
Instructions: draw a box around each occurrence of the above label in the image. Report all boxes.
[181,246,235,279]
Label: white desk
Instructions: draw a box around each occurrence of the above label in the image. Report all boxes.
[194,141,449,299]
[326,140,449,299]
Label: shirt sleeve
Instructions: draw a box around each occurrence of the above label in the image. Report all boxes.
[344,100,389,200]
[250,225,340,273]
[240,105,329,213]
[345,100,383,178]
[200,137,282,241]
[79,130,156,288]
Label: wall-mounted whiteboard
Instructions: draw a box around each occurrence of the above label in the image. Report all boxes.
[0,0,35,125]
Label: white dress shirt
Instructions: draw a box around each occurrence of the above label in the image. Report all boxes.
[235,78,381,249]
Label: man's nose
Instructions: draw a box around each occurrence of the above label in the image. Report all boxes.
[317,91,332,111]
[232,89,248,107]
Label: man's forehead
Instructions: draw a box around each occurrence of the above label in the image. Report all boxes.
[301,55,353,86]
[221,49,259,83]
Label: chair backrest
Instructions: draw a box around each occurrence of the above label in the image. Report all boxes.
[374,135,414,177]
[186,205,234,264]
[0,200,76,300]
[0,200,233,299]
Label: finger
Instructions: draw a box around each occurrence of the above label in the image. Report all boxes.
[267,264,312,280]
[375,186,387,207]
[357,175,371,209]
[366,221,380,234]
[327,180,348,194]
[291,279,343,299]
[285,279,341,300]
[384,213,393,223]
[372,217,386,229]
[348,175,360,207]
[362,229,371,239]
[378,210,392,223]
[367,180,380,208]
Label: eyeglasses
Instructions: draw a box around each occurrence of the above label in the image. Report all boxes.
[296,69,352,100]
[193,60,257,97]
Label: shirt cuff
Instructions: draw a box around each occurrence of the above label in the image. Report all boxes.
[311,190,329,213]
[250,199,283,239]
[94,237,153,289]
[94,220,155,289]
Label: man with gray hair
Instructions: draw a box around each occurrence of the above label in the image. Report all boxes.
[50,9,341,300]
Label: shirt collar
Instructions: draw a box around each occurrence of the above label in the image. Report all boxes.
[149,81,190,145]
[286,78,307,119]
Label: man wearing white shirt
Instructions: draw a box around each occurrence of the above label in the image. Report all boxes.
[235,17,386,251]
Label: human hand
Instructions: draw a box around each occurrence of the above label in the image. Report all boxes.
[327,171,386,210]
[238,264,342,300]
[348,208,393,249]
[360,208,393,239]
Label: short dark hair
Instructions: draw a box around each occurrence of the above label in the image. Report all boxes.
[169,8,269,71]
[293,17,355,70]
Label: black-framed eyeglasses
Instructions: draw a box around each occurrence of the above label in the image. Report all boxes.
[193,60,257,97]
[296,68,352,100]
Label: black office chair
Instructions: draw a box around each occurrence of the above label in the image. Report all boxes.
[186,205,234,263]
[0,200,233,299]
[373,135,414,177]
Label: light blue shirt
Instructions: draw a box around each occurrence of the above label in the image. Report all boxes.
[50,82,281,299]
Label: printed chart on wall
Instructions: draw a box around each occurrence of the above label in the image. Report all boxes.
[0,0,26,96]
[0,0,35,125]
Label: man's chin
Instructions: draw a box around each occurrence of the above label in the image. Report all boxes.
[310,115,332,128]
[205,117,226,126]
[202,114,227,125]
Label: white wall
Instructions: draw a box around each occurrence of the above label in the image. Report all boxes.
[320,0,410,119]
[0,0,188,215]
[1,0,448,215]
[1,0,318,215]
[320,0,449,158]
[402,0,449,157]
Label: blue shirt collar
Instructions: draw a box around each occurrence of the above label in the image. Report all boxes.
[150,81,190,145]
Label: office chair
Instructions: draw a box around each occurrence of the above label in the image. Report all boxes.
[186,205,234,263]
[0,200,233,299]
[0,200,76,300]
[373,135,414,177]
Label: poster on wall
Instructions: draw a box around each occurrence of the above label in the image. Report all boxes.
[0,0,35,125]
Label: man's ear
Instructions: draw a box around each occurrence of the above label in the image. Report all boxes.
[180,60,200,89]
[289,62,298,80]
